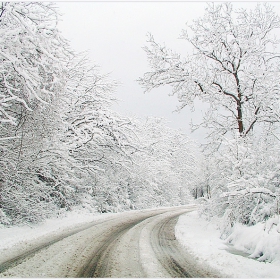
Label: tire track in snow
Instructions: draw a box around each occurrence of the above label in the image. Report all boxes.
[150,211,220,278]
[77,216,148,277]
[0,208,172,277]
[0,205,221,278]
[79,206,209,278]
[0,216,117,274]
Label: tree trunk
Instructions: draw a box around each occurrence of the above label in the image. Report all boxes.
[237,101,244,135]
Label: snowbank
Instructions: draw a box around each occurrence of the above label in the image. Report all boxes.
[175,211,280,278]
[226,216,280,263]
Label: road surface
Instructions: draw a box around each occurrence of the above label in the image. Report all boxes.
[0,205,221,278]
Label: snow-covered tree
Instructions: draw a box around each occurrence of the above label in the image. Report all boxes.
[57,55,140,213]
[122,117,201,209]
[0,2,72,224]
[139,3,280,144]
[0,1,206,225]
[0,2,144,224]
[0,2,70,127]
[139,2,280,229]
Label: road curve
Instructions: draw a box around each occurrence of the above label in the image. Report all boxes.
[0,205,221,278]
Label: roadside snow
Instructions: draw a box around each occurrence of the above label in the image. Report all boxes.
[0,208,117,264]
[175,211,280,278]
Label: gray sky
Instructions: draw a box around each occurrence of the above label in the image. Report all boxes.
[56,1,280,143]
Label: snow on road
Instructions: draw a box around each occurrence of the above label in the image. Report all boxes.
[0,207,164,257]
[0,206,279,278]
[0,208,117,266]
[175,210,280,278]
[0,206,196,278]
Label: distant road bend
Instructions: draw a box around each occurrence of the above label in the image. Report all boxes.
[0,205,221,278]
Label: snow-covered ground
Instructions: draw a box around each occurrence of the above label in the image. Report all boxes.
[0,206,169,254]
[1,207,280,278]
[175,210,280,278]
[1,206,194,278]
[0,206,174,267]
[0,209,116,262]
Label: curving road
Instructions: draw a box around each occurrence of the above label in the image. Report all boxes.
[0,205,221,278]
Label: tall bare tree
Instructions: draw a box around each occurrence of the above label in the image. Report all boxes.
[139,3,280,144]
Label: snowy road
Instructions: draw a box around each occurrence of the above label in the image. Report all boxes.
[0,205,221,278]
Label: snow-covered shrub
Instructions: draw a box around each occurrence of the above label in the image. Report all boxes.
[225,216,280,263]
[1,180,59,224]
[200,132,280,238]
[0,208,11,226]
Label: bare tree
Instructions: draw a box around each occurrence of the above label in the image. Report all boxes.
[139,3,280,144]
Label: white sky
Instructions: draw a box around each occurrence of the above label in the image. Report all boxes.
[56,1,280,143]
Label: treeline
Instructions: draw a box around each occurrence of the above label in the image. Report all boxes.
[0,2,201,225]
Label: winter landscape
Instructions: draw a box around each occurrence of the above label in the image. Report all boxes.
[0,1,280,278]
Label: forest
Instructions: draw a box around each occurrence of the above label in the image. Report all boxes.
[0,1,279,247]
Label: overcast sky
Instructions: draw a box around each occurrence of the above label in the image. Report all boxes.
[56,1,280,143]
